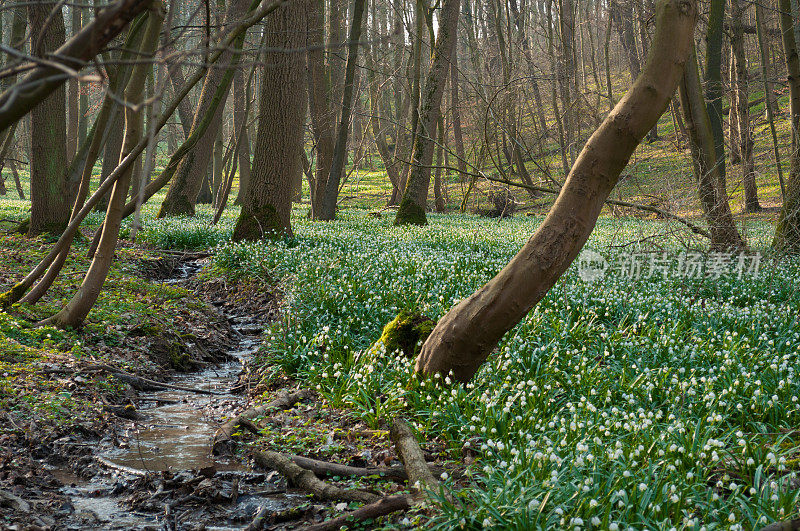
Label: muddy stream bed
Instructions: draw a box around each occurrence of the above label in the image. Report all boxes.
[41,261,309,530]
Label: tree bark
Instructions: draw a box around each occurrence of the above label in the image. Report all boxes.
[678,47,745,250]
[730,0,760,212]
[755,0,786,199]
[42,2,164,329]
[27,1,70,237]
[233,67,252,205]
[415,0,698,383]
[317,0,368,221]
[232,0,308,239]
[394,0,461,225]
[773,0,800,251]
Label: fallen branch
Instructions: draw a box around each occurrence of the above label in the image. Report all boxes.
[212,389,312,455]
[96,456,149,477]
[288,454,450,482]
[98,366,222,395]
[390,419,448,503]
[300,494,412,531]
[252,450,378,504]
[289,454,408,481]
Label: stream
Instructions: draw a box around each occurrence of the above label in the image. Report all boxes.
[44,260,308,530]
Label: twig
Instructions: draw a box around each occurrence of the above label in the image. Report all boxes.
[95,456,149,477]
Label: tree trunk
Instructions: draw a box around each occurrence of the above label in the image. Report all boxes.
[234,67,252,205]
[730,0,760,212]
[415,0,698,383]
[232,0,308,240]
[755,0,787,199]
[728,49,741,165]
[27,1,70,237]
[317,0,367,220]
[67,5,82,163]
[773,0,800,251]
[704,0,727,194]
[307,0,345,219]
[450,54,468,182]
[678,47,745,250]
[394,0,461,225]
[433,116,446,212]
[157,0,251,218]
[43,2,164,329]
[0,6,27,188]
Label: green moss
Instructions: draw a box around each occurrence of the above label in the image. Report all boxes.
[394,197,428,226]
[157,194,196,219]
[232,203,290,241]
[375,309,436,358]
[0,282,27,310]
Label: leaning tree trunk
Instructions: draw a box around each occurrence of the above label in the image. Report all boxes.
[773,0,800,251]
[232,0,308,240]
[27,1,70,237]
[394,0,461,225]
[730,0,760,212]
[678,47,745,250]
[157,0,251,218]
[415,0,698,383]
[42,2,164,329]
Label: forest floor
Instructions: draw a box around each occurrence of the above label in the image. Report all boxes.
[0,186,799,529]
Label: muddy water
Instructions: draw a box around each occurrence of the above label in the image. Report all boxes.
[48,261,307,529]
[101,335,258,473]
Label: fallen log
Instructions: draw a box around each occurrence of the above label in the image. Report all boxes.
[300,494,412,531]
[212,389,312,455]
[390,419,449,503]
[288,454,451,482]
[252,450,378,504]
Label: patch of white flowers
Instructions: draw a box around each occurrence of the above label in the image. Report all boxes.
[208,211,800,529]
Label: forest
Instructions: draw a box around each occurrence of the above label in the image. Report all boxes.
[0,0,799,528]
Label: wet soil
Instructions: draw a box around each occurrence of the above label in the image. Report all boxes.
[0,257,309,530]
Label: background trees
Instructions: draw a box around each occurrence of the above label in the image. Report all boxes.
[1,0,799,322]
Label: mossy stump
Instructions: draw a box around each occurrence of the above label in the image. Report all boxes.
[374,310,436,358]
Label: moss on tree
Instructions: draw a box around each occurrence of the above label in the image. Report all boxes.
[232,203,290,241]
[375,309,436,358]
[394,197,428,226]
[157,194,196,219]
[0,282,27,309]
